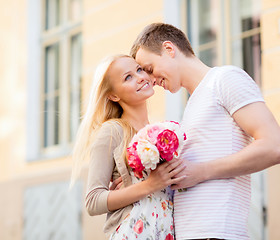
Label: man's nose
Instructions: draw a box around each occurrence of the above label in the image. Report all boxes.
[153,77,159,86]
[146,73,156,86]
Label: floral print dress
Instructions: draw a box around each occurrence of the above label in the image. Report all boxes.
[110,170,175,240]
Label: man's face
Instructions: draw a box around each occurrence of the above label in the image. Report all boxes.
[135,47,181,93]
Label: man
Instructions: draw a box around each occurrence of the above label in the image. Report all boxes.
[130,23,280,240]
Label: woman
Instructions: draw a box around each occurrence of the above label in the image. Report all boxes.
[71,55,185,239]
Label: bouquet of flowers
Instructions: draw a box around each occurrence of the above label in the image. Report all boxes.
[126,121,186,178]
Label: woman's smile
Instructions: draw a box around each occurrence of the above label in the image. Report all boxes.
[137,82,150,92]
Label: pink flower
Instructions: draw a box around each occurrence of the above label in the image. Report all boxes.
[147,125,164,144]
[156,129,179,161]
[133,170,143,179]
[133,219,144,234]
[127,142,144,173]
[133,127,147,141]
[165,233,174,240]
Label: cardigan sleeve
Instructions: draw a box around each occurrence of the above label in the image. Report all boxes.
[85,121,123,216]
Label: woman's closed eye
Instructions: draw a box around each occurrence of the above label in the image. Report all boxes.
[145,67,153,74]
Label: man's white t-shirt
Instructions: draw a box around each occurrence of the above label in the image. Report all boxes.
[175,65,264,240]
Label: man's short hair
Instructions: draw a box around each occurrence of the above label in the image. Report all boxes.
[130,22,195,58]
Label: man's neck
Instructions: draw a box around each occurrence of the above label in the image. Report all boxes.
[179,55,211,95]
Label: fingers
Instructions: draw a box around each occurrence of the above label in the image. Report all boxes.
[154,159,186,183]
[168,163,186,178]
[165,158,184,173]
[149,159,188,191]
[115,182,123,190]
[170,175,186,188]
[170,184,180,190]
[109,183,115,191]
[109,177,123,190]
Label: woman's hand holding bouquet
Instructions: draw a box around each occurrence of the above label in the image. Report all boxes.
[126,121,187,191]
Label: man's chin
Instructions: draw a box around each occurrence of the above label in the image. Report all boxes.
[169,87,181,94]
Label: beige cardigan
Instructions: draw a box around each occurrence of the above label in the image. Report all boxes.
[85,121,133,236]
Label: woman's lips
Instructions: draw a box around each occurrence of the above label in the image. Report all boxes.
[137,82,150,91]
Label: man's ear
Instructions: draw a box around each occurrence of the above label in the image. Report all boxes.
[107,93,120,102]
[162,41,175,58]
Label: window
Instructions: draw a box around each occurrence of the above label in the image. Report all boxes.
[43,43,60,148]
[69,34,82,142]
[230,0,261,85]
[186,0,219,67]
[41,0,82,156]
[186,0,261,86]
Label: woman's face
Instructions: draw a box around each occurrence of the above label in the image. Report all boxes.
[108,57,154,106]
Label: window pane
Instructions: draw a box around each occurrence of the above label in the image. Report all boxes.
[232,34,261,84]
[45,44,59,93]
[230,0,260,37]
[69,34,82,141]
[44,100,49,148]
[231,0,261,84]
[187,0,219,46]
[70,0,82,21]
[45,0,61,30]
[199,48,217,67]
[44,43,60,147]
[54,95,59,145]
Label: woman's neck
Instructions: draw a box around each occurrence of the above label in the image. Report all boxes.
[121,103,149,131]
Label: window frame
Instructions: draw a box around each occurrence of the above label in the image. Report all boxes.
[26,0,82,161]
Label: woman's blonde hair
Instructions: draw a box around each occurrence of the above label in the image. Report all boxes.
[70,54,135,188]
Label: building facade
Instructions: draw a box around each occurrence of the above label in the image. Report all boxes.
[0,0,279,239]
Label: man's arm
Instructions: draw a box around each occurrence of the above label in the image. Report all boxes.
[171,102,280,189]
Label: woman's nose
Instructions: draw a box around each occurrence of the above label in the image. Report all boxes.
[137,75,145,83]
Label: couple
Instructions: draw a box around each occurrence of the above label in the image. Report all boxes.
[71,23,280,240]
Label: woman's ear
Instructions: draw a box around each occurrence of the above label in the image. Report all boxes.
[162,41,175,58]
[107,93,120,102]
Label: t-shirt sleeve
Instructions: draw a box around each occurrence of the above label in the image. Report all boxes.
[216,66,264,116]
[85,122,122,216]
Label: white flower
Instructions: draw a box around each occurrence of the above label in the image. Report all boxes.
[136,139,160,170]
